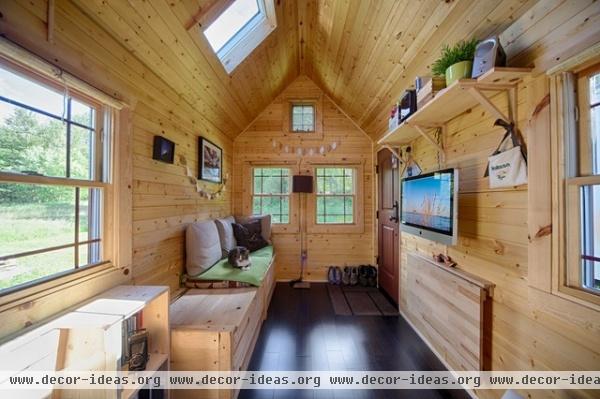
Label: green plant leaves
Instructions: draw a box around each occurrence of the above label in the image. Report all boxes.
[431,38,478,77]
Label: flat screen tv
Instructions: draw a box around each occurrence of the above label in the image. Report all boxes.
[400,168,458,245]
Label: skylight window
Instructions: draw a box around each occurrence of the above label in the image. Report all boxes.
[202,0,276,74]
[204,0,260,52]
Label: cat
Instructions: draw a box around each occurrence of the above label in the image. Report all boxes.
[228,246,251,270]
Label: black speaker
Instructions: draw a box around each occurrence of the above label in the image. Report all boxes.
[292,175,313,193]
[472,36,506,79]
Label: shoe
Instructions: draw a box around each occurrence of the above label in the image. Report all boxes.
[327,266,336,284]
[358,265,369,286]
[334,266,343,285]
[367,266,378,287]
[342,266,351,285]
[350,267,359,286]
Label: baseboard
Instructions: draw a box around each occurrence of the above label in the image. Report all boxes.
[397,308,479,399]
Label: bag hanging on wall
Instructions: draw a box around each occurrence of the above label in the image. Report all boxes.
[485,119,527,188]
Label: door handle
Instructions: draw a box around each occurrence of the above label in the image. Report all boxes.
[389,200,399,223]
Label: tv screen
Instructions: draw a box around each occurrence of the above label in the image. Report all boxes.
[400,168,458,245]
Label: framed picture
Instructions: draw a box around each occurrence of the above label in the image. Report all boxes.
[152,136,175,164]
[199,137,222,183]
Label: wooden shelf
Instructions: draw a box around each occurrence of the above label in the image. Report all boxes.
[76,285,169,322]
[378,121,421,146]
[121,353,169,399]
[378,67,532,148]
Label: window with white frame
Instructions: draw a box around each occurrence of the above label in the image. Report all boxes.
[203,0,277,74]
[0,61,110,294]
[291,103,315,132]
[315,167,355,224]
[572,64,600,293]
[252,167,290,223]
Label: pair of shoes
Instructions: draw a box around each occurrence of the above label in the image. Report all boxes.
[367,265,377,287]
[329,266,343,285]
[342,267,351,285]
[334,266,342,285]
[358,265,369,287]
[342,266,359,286]
[327,266,336,284]
[350,267,358,286]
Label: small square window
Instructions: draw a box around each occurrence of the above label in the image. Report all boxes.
[291,104,315,132]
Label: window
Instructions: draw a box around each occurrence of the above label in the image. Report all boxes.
[0,62,109,293]
[252,168,290,223]
[203,0,276,74]
[572,64,600,294]
[580,185,600,291]
[315,167,355,224]
[291,104,315,132]
[282,98,323,138]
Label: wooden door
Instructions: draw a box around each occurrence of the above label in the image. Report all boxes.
[377,148,400,304]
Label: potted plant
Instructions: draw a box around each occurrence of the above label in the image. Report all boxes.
[431,38,478,86]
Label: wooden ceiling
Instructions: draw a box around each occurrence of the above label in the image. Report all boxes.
[72,0,300,140]
[73,0,539,140]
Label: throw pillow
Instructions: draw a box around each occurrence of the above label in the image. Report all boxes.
[235,214,272,243]
[215,216,237,255]
[186,220,222,276]
[232,221,269,252]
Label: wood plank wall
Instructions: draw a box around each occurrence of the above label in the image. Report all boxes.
[1,5,599,396]
[0,0,232,338]
[387,2,600,396]
[398,79,599,399]
[233,76,374,281]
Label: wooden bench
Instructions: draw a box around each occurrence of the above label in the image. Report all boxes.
[169,255,275,399]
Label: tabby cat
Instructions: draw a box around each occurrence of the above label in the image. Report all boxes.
[228,246,251,270]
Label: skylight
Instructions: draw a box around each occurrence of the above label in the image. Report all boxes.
[204,0,260,53]
[202,0,276,74]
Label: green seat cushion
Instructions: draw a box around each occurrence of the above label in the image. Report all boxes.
[189,245,273,287]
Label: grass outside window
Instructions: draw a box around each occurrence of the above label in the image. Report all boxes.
[0,60,108,294]
[315,167,355,224]
[252,167,290,224]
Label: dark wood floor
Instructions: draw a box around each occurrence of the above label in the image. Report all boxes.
[239,283,470,399]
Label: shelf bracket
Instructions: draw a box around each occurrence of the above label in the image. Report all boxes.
[439,125,447,164]
[508,86,518,124]
[468,87,511,123]
[412,125,445,154]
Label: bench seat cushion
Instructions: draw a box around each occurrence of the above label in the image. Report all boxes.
[184,245,273,287]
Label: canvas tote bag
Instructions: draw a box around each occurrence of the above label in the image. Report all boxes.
[485,120,527,188]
